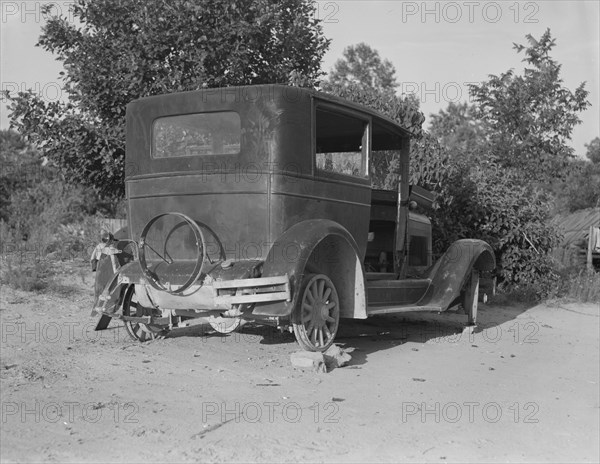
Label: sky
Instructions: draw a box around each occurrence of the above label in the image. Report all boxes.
[1,0,599,156]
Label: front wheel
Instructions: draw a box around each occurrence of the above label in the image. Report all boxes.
[461,270,480,326]
[292,274,340,352]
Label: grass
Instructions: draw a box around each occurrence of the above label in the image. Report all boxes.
[0,259,82,296]
[490,267,600,305]
[0,259,52,292]
[552,268,600,303]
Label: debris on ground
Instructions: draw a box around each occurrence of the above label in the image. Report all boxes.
[323,344,353,370]
[290,351,326,373]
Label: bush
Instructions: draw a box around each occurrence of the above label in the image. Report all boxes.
[428,160,562,297]
[1,129,122,252]
[0,260,52,292]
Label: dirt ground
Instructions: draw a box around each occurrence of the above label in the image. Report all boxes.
[1,262,599,463]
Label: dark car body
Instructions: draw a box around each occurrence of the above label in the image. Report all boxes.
[92,85,495,351]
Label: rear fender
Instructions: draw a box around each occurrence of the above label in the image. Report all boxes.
[92,227,133,302]
[91,227,135,328]
[252,219,367,319]
[419,239,495,310]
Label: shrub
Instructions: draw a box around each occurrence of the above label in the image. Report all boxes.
[0,260,52,292]
[429,160,562,296]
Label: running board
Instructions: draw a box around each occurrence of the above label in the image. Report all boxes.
[367,305,442,315]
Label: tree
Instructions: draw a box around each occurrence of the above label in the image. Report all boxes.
[4,0,330,200]
[469,29,590,182]
[586,137,600,164]
[321,84,424,138]
[561,161,600,211]
[427,102,486,163]
[325,43,398,93]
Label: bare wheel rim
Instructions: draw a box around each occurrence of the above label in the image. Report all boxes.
[123,286,166,342]
[208,316,243,334]
[293,274,339,351]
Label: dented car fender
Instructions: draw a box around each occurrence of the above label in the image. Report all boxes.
[253,219,367,319]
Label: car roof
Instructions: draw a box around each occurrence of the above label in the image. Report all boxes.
[127,84,413,138]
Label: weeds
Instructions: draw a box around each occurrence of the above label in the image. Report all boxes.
[0,260,52,292]
[549,268,600,303]
[492,267,600,304]
[0,259,82,296]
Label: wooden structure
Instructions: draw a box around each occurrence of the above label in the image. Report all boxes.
[552,208,600,270]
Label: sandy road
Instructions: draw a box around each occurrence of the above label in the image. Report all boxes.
[1,270,598,463]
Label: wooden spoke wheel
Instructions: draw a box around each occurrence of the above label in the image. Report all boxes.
[122,285,167,342]
[293,274,340,352]
[208,316,243,334]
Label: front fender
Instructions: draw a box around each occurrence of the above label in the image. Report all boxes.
[252,219,367,319]
[419,239,495,310]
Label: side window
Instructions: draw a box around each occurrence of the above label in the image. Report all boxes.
[370,122,405,191]
[315,107,368,177]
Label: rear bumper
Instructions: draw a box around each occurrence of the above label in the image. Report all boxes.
[212,275,291,305]
[93,260,291,315]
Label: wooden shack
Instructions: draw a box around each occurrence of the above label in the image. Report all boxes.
[552,208,600,270]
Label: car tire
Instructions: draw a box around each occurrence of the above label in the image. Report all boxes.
[292,273,340,352]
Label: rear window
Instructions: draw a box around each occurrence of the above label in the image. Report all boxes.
[152,112,241,158]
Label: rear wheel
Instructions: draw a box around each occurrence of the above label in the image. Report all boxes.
[292,274,340,352]
[122,285,167,341]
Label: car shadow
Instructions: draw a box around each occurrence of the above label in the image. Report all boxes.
[163,319,297,346]
[125,300,536,369]
[335,301,536,367]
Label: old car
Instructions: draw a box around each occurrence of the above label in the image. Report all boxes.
[92,84,495,351]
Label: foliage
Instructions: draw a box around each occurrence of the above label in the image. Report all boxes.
[320,43,424,139]
[416,30,594,296]
[443,163,560,290]
[0,129,37,223]
[325,43,398,93]
[0,129,110,244]
[427,102,486,164]
[408,133,452,192]
[469,29,590,183]
[320,82,425,138]
[551,158,600,212]
[585,137,600,164]
[4,0,331,199]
